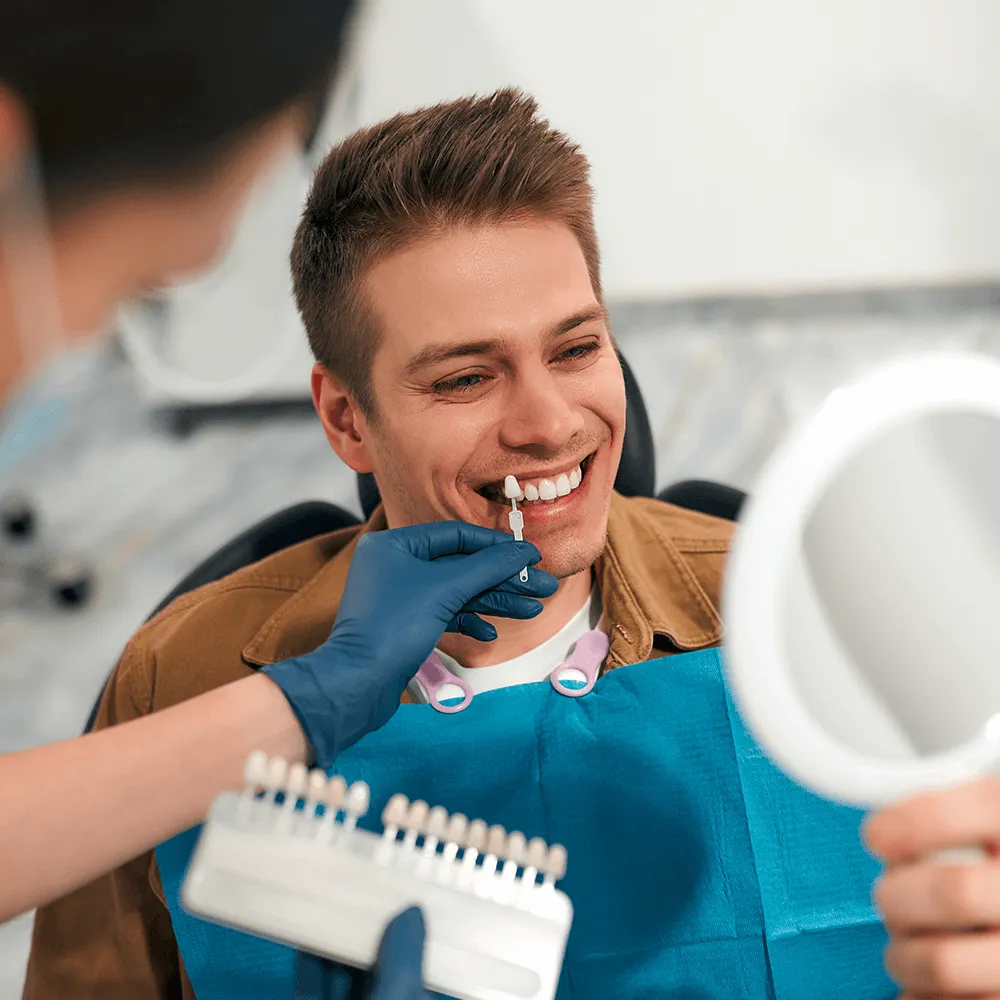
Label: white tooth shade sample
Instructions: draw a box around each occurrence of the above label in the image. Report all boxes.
[503,475,522,499]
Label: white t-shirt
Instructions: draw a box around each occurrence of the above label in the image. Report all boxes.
[408,588,603,704]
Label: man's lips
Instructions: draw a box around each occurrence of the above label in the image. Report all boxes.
[475,453,595,504]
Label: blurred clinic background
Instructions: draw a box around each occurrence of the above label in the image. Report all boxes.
[3,0,1000,991]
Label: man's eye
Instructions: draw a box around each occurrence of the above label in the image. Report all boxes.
[558,342,600,362]
[433,373,487,393]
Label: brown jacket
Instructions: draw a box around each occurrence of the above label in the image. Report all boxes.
[23,493,733,1000]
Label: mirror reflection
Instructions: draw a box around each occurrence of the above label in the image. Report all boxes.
[784,410,1000,761]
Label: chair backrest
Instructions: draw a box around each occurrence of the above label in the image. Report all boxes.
[615,351,656,499]
[356,350,656,518]
[658,479,747,522]
[84,500,361,733]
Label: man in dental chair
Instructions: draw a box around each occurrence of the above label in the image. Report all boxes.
[26,89,907,1000]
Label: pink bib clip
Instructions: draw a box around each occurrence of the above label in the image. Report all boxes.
[413,652,474,714]
[549,630,609,698]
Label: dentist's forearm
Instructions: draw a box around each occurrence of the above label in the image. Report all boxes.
[0,673,306,922]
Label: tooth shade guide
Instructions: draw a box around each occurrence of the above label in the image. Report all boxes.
[346,781,370,814]
[327,776,347,813]
[342,781,370,834]
[519,835,548,898]
[243,750,268,793]
[319,776,347,837]
[283,763,307,807]
[402,800,428,851]
[277,763,307,831]
[306,770,327,818]
[542,843,568,890]
[440,813,468,874]
[507,495,529,583]
[241,750,269,814]
[502,831,527,881]
[460,818,488,883]
[261,756,288,807]
[188,765,575,1000]
[382,793,409,841]
[480,824,506,881]
[422,805,449,856]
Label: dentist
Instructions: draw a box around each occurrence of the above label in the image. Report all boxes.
[0,11,556,988]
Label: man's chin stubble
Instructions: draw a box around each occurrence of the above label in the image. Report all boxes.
[538,534,607,582]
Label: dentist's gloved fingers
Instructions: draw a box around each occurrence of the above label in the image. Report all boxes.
[463,591,544,621]
[438,541,545,607]
[388,521,530,562]
[487,567,558,599]
[266,523,544,769]
[431,557,556,600]
[446,612,498,642]
[370,907,429,1000]
[292,953,356,1000]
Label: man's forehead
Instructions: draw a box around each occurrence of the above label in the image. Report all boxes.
[364,220,601,362]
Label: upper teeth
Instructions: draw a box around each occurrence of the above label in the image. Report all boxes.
[503,465,583,503]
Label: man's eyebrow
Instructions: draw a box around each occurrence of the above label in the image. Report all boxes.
[544,305,608,339]
[404,306,608,377]
[404,339,514,377]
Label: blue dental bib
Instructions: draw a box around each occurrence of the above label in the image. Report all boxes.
[156,649,894,1000]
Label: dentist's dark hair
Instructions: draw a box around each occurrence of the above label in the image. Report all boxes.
[2,0,357,209]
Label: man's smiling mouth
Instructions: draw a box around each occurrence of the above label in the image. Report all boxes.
[475,452,595,505]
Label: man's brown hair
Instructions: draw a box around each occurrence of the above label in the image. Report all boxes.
[290,87,601,416]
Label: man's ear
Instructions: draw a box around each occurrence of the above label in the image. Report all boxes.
[311,364,376,474]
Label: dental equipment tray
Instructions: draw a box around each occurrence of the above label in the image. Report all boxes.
[182,753,573,1000]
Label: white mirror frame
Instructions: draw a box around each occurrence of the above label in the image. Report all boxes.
[724,352,1000,808]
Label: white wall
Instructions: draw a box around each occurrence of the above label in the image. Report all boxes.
[125,1,1000,404]
[339,0,1000,300]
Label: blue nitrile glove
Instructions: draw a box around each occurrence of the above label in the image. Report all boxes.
[262,521,556,768]
[294,907,433,1000]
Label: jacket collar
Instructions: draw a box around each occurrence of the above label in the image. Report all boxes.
[243,494,722,669]
[598,494,723,667]
[242,507,386,667]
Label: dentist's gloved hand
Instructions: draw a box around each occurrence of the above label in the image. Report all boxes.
[294,907,433,1000]
[262,521,556,768]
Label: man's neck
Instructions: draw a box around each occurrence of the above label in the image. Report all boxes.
[437,567,593,668]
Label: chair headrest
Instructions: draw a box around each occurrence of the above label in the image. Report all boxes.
[357,350,656,518]
[658,479,747,522]
[614,351,656,498]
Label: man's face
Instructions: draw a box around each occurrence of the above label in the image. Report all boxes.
[356,219,625,579]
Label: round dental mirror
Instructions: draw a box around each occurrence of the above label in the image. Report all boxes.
[724,352,1000,808]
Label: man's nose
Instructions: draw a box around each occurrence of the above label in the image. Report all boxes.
[499,368,585,452]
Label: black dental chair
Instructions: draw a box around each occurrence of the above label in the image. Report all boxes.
[84,351,745,732]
